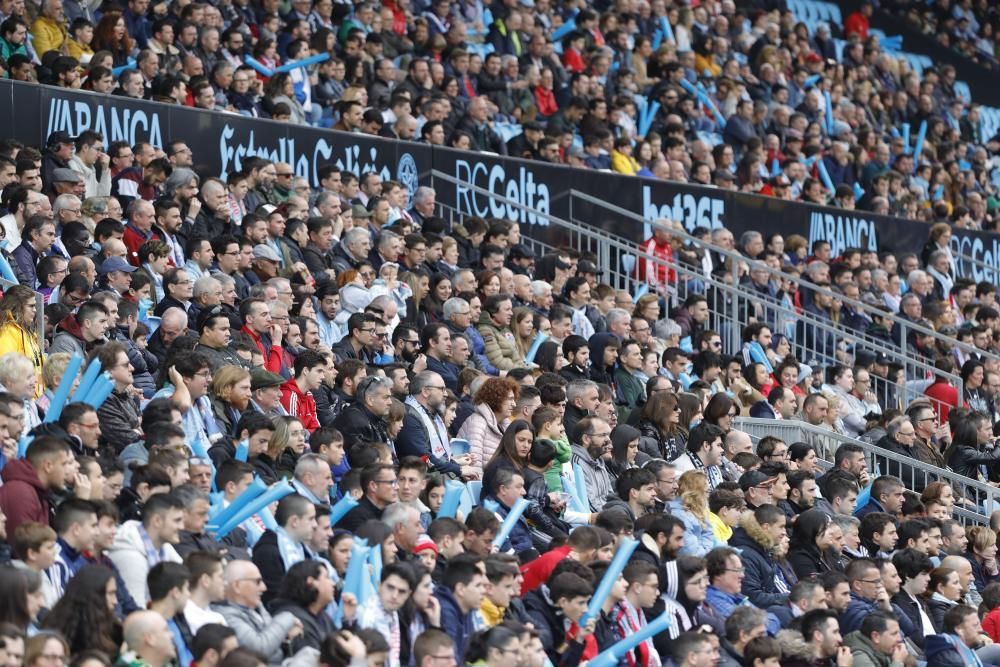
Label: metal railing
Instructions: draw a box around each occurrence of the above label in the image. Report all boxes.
[735,417,995,526]
[429,169,962,415]
[567,188,1000,375]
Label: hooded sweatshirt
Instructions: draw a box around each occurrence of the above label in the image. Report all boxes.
[588,333,619,390]
[0,459,50,537]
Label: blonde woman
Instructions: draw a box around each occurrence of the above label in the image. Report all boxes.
[667,471,718,556]
[268,415,308,478]
[37,352,79,414]
[0,352,41,431]
[0,285,42,397]
[967,526,1000,593]
[512,307,535,361]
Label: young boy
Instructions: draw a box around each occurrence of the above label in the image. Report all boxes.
[535,572,596,666]
[480,556,520,627]
[12,522,58,607]
[463,508,500,558]
[616,561,660,667]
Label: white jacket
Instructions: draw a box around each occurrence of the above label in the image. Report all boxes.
[68,154,111,198]
[106,520,182,607]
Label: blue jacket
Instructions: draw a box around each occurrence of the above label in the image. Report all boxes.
[704,586,780,636]
[854,497,888,520]
[728,523,788,609]
[492,495,536,557]
[434,584,477,663]
[924,634,988,667]
[666,499,719,557]
[840,593,878,635]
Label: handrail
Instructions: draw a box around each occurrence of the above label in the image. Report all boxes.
[567,188,1000,369]
[733,417,997,524]
[431,179,960,412]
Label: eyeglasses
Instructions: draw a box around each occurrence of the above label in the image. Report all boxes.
[425,385,447,391]
[276,172,294,177]
[374,478,399,486]
[194,370,213,379]
[723,567,745,573]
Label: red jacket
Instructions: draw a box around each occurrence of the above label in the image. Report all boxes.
[240,325,283,374]
[924,380,958,424]
[0,459,50,540]
[279,379,320,433]
[520,543,572,594]
[844,11,869,39]
[122,223,152,267]
[637,235,675,290]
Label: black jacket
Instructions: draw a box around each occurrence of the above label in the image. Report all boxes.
[252,530,313,606]
[891,591,931,648]
[332,403,390,452]
[872,434,929,493]
[728,523,788,609]
[947,443,1000,483]
[268,597,337,652]
[336,495,383,532]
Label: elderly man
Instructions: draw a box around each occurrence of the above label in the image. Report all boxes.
[214,560,303,666]
[332,227,371,273]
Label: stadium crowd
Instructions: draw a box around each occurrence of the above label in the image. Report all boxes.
[0,0,1000,665]
[0,117,999,667]
[2,0,1000,230]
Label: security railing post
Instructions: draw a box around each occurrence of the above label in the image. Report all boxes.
[729,260,740,353]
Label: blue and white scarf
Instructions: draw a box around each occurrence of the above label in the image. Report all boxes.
[276,527,306,572]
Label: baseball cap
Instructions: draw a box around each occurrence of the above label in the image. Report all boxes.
[739,470,776,492]
[252,244,282,262]
[46,130,75,147]
[250,368,285,391]
[567,145,586,159]
[52,168,83,183]
[578,259,598,274]
[713,169,735,182]
[352,203,373,219]
[98,257,137,275]
[509,244,535,260]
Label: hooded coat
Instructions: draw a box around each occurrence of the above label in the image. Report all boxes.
[588,333,619,388]
[727,511,789,609]
[0,459,50,537]
[477,311,523,371]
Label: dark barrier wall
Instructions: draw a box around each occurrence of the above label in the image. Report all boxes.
[6,79,1000,284]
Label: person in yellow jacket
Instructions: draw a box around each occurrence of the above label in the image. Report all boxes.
[30,0,69,58]
[0,285,43,398]
[708,487,747,544]
[65,17,95,64]
[610,137,641,176]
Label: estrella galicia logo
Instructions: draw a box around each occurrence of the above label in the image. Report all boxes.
[397,153,419,200]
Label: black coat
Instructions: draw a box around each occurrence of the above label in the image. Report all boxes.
[268,597,337,652]
[336,495,383,532]
[891,591,931,648]
[332,403,390,452]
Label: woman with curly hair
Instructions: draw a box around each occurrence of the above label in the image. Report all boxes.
[40,564,121,656]
[0,285,42,395]
[457,376,519,474]
[637,391,683,460]
[91,11,134,66]
[632,293,661,326]
[667,471,718,556]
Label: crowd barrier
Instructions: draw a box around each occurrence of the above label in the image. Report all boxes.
[9,78,1000,285]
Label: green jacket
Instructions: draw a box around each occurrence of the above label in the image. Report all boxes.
[543,437,572,492]
[614,366,646,421]
[842,631,904,667]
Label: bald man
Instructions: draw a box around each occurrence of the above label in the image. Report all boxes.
[214,561,303,666]
[123,610,177,667]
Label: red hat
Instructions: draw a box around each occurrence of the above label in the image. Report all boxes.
[806,53,823,64]
[414,536,438,556]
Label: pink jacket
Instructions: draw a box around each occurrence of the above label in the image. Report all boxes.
[457,403,506,474]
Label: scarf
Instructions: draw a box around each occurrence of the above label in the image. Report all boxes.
[941,634,984,667]
[405,396,451,460]
[275,527,306,572]
[686,451,723,490]
[927,264,954,297]
[138,524,165,566]
[614,600,660,667]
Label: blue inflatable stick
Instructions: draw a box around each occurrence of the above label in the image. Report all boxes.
[492,498,530,548]
[580,537,639,625]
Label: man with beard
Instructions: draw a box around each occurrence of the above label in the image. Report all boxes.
[391,324,422,366]
[398,371,478,478]
[570,416,615,512]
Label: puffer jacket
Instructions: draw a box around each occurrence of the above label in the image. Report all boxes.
[522,466,570,550]
[842,630,902,667]
[457,403,505,474]
[97,388,142,454]
[727,511,788,609]
[923,634,977,667]
[106,520,183,607]
[637,419,682,460]
[110,325,157,398]
[666,498,719,557]
[477,311,523,371]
